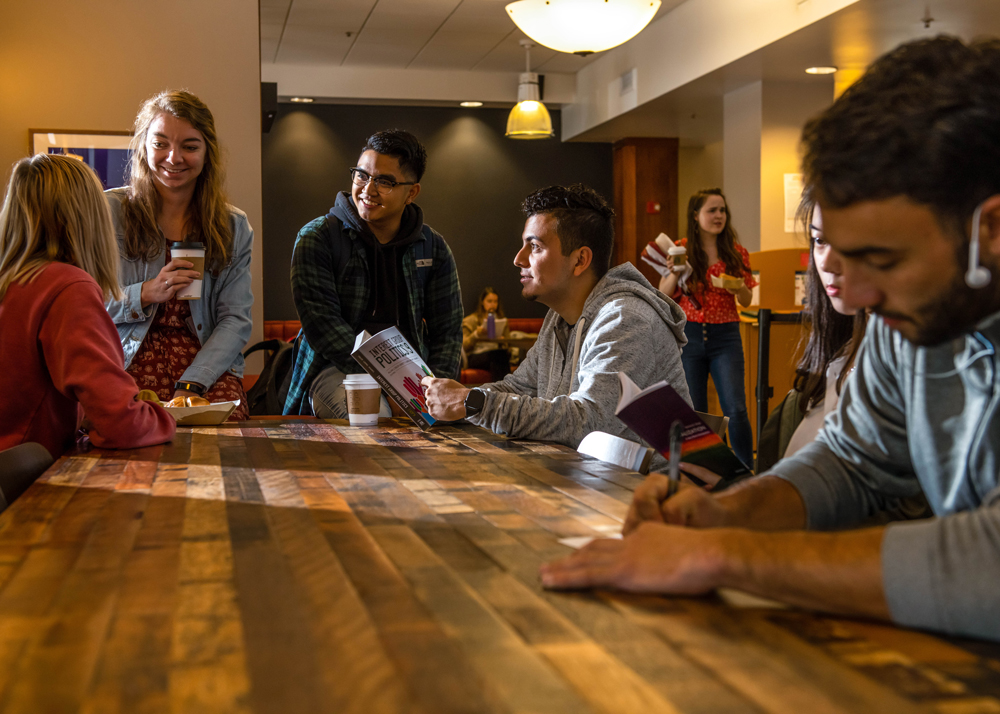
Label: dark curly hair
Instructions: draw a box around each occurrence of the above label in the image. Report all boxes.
[521,184,615,278]
[362,129,428,182]
[802,36,1000,238]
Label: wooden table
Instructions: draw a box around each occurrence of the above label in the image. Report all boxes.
[0,420,997,714]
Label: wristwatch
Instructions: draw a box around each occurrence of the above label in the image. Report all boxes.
[174,380,206,396]
[464,388,486,418]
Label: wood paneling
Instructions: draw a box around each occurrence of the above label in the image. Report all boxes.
[613,138,679,284]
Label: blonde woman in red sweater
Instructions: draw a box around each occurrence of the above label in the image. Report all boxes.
[0,155,175,483]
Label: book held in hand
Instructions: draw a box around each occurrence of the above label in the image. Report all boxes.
[352,327,436,430]
[615,372,751,486]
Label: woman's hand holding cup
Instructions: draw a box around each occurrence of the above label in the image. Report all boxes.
[140,259,201,307]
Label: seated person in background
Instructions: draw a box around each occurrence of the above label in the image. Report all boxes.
[463,286,512,382]
[0,154,175,460]
[284,129,463,417]
[539,36,1000,641]
[105,90,254,420]
[422,184,691,458]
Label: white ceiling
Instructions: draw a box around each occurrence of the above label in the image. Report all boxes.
[261,0,682,74]
[570,0,1000,144]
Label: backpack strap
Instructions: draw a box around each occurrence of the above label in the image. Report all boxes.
[323,209,353,284]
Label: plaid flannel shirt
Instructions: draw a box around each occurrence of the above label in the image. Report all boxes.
[283,214,463,415]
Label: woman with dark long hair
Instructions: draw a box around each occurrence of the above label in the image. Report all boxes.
[782,201,868,458]
[656,188,756,466]
[105,90,254,419]
[462,286,511,381]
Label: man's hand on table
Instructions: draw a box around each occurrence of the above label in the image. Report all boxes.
[421,377,471,420]
[539,522,734,595]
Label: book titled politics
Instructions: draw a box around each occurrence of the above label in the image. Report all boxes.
[352,327,436,430]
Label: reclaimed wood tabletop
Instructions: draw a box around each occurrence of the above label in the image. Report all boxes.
[0,419,996,714]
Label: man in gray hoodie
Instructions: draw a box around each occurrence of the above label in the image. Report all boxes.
[540,37,1000,642]
[422,184,690,455]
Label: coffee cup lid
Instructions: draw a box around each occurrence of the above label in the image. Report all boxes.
[668,246,686,253]
[344,373,379,386]
[170,241,205,250]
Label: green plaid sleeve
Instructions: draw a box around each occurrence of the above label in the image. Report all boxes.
[290,217,364,369]
[422,233,463,379]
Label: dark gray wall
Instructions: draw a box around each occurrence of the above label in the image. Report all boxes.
[261,103,613,321]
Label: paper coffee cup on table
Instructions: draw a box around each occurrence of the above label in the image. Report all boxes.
[668,246,688,271]
[170,242,205,300]
[343,373,381,426]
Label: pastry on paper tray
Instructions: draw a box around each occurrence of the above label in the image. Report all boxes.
[711,272,745,290]
[165,395,211,408]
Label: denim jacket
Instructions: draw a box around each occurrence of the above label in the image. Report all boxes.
[104,188,254,388]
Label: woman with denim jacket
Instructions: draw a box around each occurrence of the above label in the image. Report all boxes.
[104,90,253,419]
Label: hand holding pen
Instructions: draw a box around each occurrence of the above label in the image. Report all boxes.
[622,423,729,535]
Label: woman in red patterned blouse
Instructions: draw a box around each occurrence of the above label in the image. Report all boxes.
[655,188,757,467]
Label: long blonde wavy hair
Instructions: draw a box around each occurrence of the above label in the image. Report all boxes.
[120,90,232,274]
[0,154,121,302]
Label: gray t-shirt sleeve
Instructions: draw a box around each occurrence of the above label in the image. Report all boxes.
[771,325,923,529]
[882,501,1000,640]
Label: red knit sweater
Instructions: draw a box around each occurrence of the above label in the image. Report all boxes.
[0,262,175,459]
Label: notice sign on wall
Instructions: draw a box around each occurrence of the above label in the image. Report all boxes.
[784,173,804,233]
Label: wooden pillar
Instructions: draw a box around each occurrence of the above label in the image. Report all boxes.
[612,138,679,284]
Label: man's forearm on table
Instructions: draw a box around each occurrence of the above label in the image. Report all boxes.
[713,475,809,531]
[719,526,889,620]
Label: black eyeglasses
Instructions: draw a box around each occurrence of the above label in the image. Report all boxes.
[350,168,416,194]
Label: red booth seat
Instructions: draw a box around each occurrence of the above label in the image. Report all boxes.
[507,317,543,333]
[264,320,302,342]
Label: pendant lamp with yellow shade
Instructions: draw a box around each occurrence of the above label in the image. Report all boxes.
[506,40,554,140]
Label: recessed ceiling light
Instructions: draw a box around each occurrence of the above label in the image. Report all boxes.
[460,101,484,108]
[805,66,838,75]
[289,97,314,103]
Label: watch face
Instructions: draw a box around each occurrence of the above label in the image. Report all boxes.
[465,389,485,415]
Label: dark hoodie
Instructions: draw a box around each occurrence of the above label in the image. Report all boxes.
[329,191,424,344]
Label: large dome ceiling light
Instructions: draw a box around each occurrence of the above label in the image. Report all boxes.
[505,0,661,56]
[506,40,554,140]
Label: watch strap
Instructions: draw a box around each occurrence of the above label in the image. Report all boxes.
[174,380,206,395]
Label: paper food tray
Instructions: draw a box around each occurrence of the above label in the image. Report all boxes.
[711,274,744,290]
[163,399,240,425]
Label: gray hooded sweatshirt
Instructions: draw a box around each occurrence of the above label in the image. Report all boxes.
[469,263,691,459]
[771,313,1000,640]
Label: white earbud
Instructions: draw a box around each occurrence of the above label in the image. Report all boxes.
[966,202,991,289]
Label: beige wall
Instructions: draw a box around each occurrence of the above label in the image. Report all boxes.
[678,140,723,237]
[0,0,264,364]
[760,80,835,250]
[723,81,763,252]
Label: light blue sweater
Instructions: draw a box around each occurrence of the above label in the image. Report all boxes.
[771,313,1000,640]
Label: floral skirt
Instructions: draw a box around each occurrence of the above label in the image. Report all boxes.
[126,297,249,421]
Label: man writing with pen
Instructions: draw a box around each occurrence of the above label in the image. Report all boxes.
[540,36,1000,642]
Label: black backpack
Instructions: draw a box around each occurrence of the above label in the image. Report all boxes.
[243,339,295,416]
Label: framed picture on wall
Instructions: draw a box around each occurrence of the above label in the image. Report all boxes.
[29,130,132,190]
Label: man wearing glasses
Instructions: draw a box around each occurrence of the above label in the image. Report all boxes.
[283,129,462,417]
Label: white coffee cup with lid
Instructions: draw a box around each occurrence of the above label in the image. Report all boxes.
[343,373,381,426]
[668,246,688,272]
[170,241,206,300]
